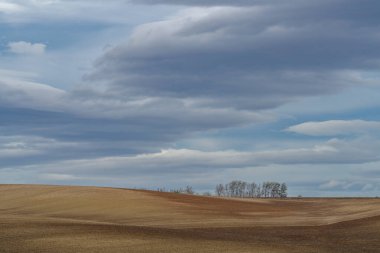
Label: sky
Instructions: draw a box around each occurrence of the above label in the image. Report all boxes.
[1,0,380,197]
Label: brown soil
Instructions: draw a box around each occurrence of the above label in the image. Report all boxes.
[1,184,379,253]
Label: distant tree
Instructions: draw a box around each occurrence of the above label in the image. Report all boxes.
[216,180,288,199]
[247,183,257,198]
[215,184,225,197]
[280,183,288,198]
[171,189,181,194]
[229,181,238,197]
[271,182,281,198]
[185,185,194,195]
[256,184,262,198]
[224,184,229,197]
[262,182,271,198]
[238,181,247,197]
[227,181,235,197]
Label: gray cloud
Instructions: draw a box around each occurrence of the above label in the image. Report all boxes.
[90,1,380,111]
[3,0,380,166]
[133,0,319,7]
[0,72,270,168]
[16,137,380,178]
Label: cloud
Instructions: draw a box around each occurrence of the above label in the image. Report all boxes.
[16,137,380,178]
[39,173,81,181]
[319,179,380,192]
[0,135,87,167]
[0,2,23,13]
[90,2,380,113]
[286,120,380,136]
[0,69,272,167]
[0,0,177,24]
[8,41,46,55]
[319,180,341,190]
[133,0,281,6]
[0,147,40,159]
[0,73,65,110]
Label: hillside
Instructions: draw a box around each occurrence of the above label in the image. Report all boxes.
[1,184,380,252]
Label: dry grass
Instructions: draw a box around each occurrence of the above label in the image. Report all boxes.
[1,184,380,252]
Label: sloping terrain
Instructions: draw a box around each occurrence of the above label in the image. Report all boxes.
[1,184,380,252]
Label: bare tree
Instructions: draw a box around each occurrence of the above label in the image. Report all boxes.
[271,182,281,198]
[247,183,257,198]
[215,184,225,197]
[280,183,288,198]
[228,181,239,197]
[262,182,271,198]
[185,185,194,195]
[215,180,288,199]
[256,184,262,198]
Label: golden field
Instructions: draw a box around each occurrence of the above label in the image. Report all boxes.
[1,184,380,252]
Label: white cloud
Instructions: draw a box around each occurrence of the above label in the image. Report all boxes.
[319,180,346,190]
[0,2,23,13]
[0,148,40,158]
[18,137,380,177]
[362,183,375,191]
[0,135,80,159]
[0,0,178,24]
[286,120,380,136]
[40,173,80,181]
[319,180,380,192]
[0,74,66,111]
[0,137,42,158]
[8,41,46,55]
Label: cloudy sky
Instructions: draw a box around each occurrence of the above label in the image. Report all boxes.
[1,0,380,196]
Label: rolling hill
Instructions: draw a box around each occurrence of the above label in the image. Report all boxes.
[1,184,380,252]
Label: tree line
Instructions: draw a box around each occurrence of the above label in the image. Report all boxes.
[157,185,194,195]
[215,180,288,198]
